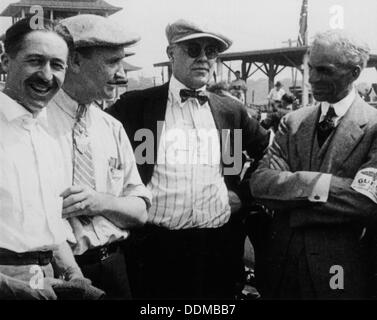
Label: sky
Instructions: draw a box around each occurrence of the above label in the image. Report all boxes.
[1,0,377,83]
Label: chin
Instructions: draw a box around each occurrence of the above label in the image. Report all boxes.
[28,101,48,112]
[102,90,116,101]
[190,78,208,89]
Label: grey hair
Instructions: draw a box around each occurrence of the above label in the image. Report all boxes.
[311,30,370,69]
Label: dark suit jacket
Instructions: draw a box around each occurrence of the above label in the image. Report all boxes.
[250,95,377,299]
[108,82,269,202]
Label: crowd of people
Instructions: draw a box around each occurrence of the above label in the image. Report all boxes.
[1,13,377,300]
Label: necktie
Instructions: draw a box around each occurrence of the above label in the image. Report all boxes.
[317,105,337,147]
[72,104,95,224]
[179,89,209,105]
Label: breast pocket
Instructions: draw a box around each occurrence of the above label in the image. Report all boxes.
[107,165,125,196]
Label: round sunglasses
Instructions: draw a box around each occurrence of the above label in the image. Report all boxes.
[179,42,219,59]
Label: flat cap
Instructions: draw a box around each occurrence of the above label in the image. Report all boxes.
[166,19,232,52]
[59,14,140,48]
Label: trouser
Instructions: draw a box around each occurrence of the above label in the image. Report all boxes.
[268,231,316,300]
[124,220,241,300]
[76,244,131,300]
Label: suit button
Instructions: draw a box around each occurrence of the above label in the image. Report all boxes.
[314,195,320,200]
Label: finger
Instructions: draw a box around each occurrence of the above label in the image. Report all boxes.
[272,155,289,171]
[62,192,87,209]
[271,154,288,166]
[269,157,280,170]
[62,200,88,216]
[44,277,65,287]
[62,210,86,219]
[59,185,85,198]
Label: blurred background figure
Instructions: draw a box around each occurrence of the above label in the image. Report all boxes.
[229,71,247,104]
[267,81,285,110]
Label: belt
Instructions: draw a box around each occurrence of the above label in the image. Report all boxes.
[0,248,53,266]
[75,242,120,265]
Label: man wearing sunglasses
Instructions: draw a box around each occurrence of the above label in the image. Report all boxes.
[108,19,269,299]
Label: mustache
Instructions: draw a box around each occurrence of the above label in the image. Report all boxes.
[107,79,128,85]
[26,75,55,88]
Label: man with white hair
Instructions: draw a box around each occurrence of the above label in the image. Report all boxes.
[250,30,377,299]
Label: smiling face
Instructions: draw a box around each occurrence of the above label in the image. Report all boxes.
[308,44,359,103]
[168,38,219,89]
[2,30,68,114]
[75,46,126,102]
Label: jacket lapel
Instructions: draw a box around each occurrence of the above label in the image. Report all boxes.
[320,95,367,173]
[207,93,235,157]
[296,105,320,171]
[143,83,169,161]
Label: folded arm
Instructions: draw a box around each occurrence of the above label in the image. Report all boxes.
[250,115,377,226]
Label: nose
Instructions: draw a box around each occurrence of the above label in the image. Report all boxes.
[115,63,126,80]
[39,62,53,81]
[196,47,209,61]
[308,68,319,84]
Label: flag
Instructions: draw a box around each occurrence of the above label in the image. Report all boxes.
[298,0,308,46]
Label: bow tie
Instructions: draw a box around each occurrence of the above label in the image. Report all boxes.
[179,89,208,105]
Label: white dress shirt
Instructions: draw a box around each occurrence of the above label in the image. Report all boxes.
[47,90,152,255]
[319,87,356,127]
[268,87,285,101]
[147,76,231,229]
[0,92,68,253]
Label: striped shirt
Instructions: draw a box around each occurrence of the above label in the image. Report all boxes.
[47,90,152,255]
[147,76,231,229]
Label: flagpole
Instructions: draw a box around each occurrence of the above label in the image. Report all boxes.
[302,0,309,107]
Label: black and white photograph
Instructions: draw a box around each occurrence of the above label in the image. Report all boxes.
[0,0,377,309]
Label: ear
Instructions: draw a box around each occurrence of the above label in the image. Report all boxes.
[352,66,361,80]
[68,51,82,74]
[166,46,174,63]
[1,53,10,73]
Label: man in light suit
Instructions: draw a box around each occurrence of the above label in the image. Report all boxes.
[108,19,269,299]
[250,30,377,299]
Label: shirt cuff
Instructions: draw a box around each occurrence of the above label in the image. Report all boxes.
[308,173,332,203]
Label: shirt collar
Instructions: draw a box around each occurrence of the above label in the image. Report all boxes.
[320,87,356,119]
[0,91,49,128]
[53,89,89,119]
[0,91,32,122]
[169,75,207,107]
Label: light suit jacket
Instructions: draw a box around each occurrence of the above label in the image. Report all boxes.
[250,94,377,299]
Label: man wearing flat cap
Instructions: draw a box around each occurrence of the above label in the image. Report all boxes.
[46,14,152,299]
[108,19,269,299]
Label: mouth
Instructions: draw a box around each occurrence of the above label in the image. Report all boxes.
[192,67,209,73]
[29,83,52,95]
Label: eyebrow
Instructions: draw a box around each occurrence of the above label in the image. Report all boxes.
[106,55,124,63]
[24,54,66,64]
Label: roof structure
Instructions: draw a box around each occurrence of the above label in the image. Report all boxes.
[0,0,122,17]
[155,46,377,70]
[154,46,377,90]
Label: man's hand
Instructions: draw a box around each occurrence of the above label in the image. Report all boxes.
[269,154,290,171]
[229,190,242,214]
[35,277,64,300]
[60,185,107,219]
[0,274,61,300]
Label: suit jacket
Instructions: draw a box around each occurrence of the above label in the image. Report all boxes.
[250,94,377,299]
[107,82,269,202]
